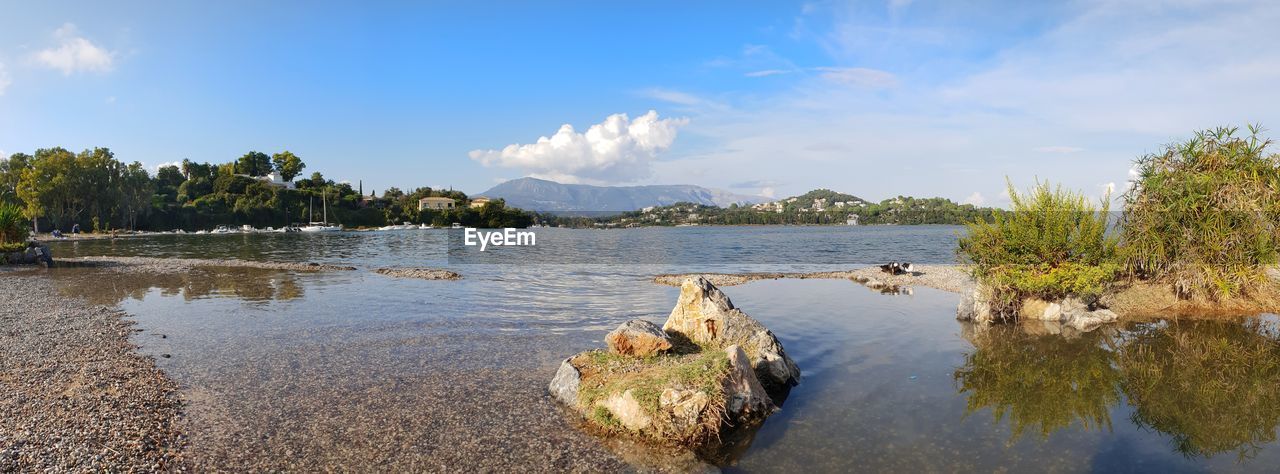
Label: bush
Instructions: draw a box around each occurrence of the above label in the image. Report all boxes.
[0,203,29,244]
[958,180,1117,312]
[1121,125,1280,299]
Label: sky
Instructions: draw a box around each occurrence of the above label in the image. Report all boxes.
[3,0,1280,206]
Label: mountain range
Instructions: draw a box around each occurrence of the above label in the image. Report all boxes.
[479,177,769,213]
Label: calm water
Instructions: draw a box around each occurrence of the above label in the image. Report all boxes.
[44,226,1280,472]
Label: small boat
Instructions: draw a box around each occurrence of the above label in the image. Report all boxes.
[195,230,208,235]
[241,224,255,233]
[419,224,434,230]
[210,226,232,234]
[301,190,342,232]
[450,222,462,229]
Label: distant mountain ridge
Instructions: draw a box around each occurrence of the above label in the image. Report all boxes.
[479,177,769,213]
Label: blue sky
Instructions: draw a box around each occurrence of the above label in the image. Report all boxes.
[3,1,1280,205]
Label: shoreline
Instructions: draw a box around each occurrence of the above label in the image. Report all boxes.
[653,264,974,294]
[0,274,186,471]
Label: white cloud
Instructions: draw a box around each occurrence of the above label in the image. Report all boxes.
[643,88,706,106]
[761,187,776,198]
[0,63,10,95]
[152,161,182,173]
[34,23,114,75]
[816,67,898,88]
[746,69,792,78]
[963,191,985,206]
[469,110,689,184]
[1034,146,1083,153]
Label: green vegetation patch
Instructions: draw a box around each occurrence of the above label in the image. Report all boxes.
[1121,125,1280,300]
[575,346,731,443]
[958,180,1118,313]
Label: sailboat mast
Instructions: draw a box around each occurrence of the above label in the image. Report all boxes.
[323,189,328,224]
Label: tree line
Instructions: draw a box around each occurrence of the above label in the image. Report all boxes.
[0,147,532,232]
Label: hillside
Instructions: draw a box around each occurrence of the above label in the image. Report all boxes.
[480,177,768,213]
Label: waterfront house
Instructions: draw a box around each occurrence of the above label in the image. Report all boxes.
[469,196,492,208]
[419,197,456,211]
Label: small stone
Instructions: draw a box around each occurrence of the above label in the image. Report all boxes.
[596,390,652,431]
[604,320,673,357]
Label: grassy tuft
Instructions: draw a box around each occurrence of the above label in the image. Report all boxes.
[1121,125,1280,300]
[0,203,28,245]
[958,180,1117,314]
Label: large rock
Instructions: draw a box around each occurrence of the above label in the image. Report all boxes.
[721,345,774,417]
[662,277,800,388]
[1020,298,1062,321]
[548,358,581,409]
[3,242,53,267]
[956,285,997,324]
[605,319,673,357]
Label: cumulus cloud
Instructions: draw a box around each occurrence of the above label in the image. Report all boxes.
[35,23,114,75]
[469,110,689,184]
[816,67,898,88]
[152,161,182,173]
[0,63,10,95]
[963,191,985,206]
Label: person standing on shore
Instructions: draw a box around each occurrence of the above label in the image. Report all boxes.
[72,223,80,235]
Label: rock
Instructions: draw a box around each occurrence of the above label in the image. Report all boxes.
[605,320,673,357]
[957,285,996,324]
[662,277,800,388]
[548,358,581,409]
[597,390,652,431]
[1065,308,1118,331]
[659,388,710,433]
[1020,298,1063,321]
[1060,297,1089,318]
[721,345,774,417]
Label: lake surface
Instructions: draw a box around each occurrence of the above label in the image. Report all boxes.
[44,226,1280,471]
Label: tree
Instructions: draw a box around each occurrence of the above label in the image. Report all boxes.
[235,151,272,177]
[271,150,305,181]
[0,152,32,205]
[120,162,155,230]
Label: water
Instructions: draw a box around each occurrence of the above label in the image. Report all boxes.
[42,226,1280,471]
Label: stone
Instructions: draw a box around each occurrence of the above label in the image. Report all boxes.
[1065,308,1119,332]
[597,389,653,431]
[721,345,774,417]
[659,388,710,433]
[1020,298,1063,321]
[548,358,581,409]
[957,285,996,324]
[662,277,800,388]
[605,319,673,357]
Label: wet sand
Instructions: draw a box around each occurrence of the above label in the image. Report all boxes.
[654,264,973,293]
[0,270,186,471]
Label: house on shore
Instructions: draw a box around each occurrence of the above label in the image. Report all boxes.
[469,196,492,208]
[419,196,456,211]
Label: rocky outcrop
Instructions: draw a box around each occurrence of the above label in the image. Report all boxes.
[662,277,800,389]
[2,242,53,267]
[960,284,1118,332]
[548,277,797,448]
[605,320,673,357]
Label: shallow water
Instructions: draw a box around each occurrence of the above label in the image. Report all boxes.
[44,227,1280,471]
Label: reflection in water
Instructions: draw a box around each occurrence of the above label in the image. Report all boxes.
[52,267,305,305]
[955,323,1122,441]
[955,317,1280,460]
[1119,319,1280,460]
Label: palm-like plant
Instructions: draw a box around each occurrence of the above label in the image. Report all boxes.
[0,203,29,245]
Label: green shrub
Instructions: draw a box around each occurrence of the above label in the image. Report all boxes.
[0,203,29,245]
[958,180,1117,312]
[1121,125,1280,299]
[0,242,26,253]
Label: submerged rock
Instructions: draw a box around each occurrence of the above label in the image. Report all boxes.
[662,277,801,389]
[606,320,673,357]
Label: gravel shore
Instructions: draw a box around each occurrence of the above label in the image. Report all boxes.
[654,264,974,294]
[0,272,186,471]
[373,267,463,280]
[59,256,357,273]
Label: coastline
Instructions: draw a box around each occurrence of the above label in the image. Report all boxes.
[653,264,974,294]
[0,273,186,471]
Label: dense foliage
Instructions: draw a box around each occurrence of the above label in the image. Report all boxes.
[0,147,532,232]
[958,180,1118,311]
[1121,125,1280,299]
[0,203,28,248]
